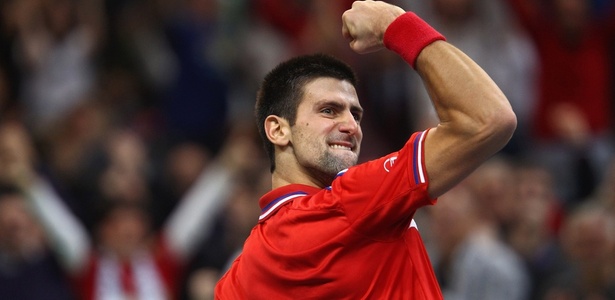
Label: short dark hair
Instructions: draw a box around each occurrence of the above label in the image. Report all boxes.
[255,54,358,172]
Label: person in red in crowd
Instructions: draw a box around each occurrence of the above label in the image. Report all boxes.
[215,0,517,298]
[0,120,250,300]
[504,0,615,203]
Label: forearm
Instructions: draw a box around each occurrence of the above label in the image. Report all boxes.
[163,161,233,261]
[25,176,90,273]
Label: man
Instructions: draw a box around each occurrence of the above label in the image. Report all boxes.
[215,0,516,298]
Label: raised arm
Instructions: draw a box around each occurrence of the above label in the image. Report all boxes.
[24,176,91,273]
[0,121,90,274]
[342,1,517,198]
[415,43,516,197]
[163,135,258,261]
[163,159,233,261]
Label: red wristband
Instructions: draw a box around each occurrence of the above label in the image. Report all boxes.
[383,12,445,69]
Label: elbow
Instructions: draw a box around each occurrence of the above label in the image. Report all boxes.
[498,106,517,140]
[483,105,517,150]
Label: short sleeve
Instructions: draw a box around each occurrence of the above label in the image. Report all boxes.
[328,130,436,239]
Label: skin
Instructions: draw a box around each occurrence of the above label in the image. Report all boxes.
[266,78,363,188]
[343,1,516,199]
[0,195,46,258]
[267,0,516,199]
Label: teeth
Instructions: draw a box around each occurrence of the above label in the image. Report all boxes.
[330,144,351,151]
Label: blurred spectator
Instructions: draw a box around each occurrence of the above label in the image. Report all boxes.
[35,99,113,229]
[150,141,211,229]
[402,0,537,154]
[540,202,615,299]
[178,122,268,300]
[97,129,152,205]
[0,185,77,300]
[465,156,519,235]
[428,181,530,300]
[594,157,615,215]
[0,122,77,300]
[508,159,566,299]
[13,0,103,138]
[159,0,230,153]
[251,0,353,55]
[503,0,615,204]
[181,166,268,300]
[0,118,248,299]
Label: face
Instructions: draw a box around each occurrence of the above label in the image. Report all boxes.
[554,0,589,31]
[0,195,45,257]
[289,77,363,185]
[99,207,149,258]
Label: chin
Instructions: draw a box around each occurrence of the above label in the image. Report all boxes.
[326,158,356,175]
[313,151,357,179]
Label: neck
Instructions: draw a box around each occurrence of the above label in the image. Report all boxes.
[271,168,331,189]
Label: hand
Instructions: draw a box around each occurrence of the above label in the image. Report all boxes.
[342,0,405,53]
[549,103,590,147]
[218,125,264,174]
[0,122,36,187]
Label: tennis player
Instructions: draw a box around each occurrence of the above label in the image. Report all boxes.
[215,0,517,298]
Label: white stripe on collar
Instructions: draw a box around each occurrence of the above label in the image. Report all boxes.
[259,193,307,220]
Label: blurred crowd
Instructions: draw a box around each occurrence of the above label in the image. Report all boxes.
[0,0,614,299]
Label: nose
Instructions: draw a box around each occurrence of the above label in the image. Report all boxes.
[338,111,360,135]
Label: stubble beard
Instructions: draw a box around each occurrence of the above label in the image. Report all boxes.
[309,149,358,186]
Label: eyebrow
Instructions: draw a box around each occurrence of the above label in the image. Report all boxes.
[315,100,363,115]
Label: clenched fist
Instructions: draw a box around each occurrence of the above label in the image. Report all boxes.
[342,1,405,53]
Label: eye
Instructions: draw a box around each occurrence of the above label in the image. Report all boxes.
[321,108,334,115]
[352,111,363,123]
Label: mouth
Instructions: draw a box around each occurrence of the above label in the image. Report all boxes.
[329,142,354,151]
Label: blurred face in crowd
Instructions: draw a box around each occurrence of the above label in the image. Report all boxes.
[430,185,477,255]
[286,77,363,185]
[0,122,34,185]
[553,0,590,33]
[98,206,150,259]
[562,208,615,268]
[43,0,77,38]
[165,142,210,195]
[0,195,46,259]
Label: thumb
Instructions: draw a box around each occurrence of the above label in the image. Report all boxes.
[342,22,353,42]
[350,38,382,54]
[349,39,367,53]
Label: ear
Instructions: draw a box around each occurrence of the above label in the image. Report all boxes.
[264,115,291,147]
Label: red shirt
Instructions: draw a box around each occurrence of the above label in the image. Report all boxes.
[74,237,181,300]
[215,131,442,299]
